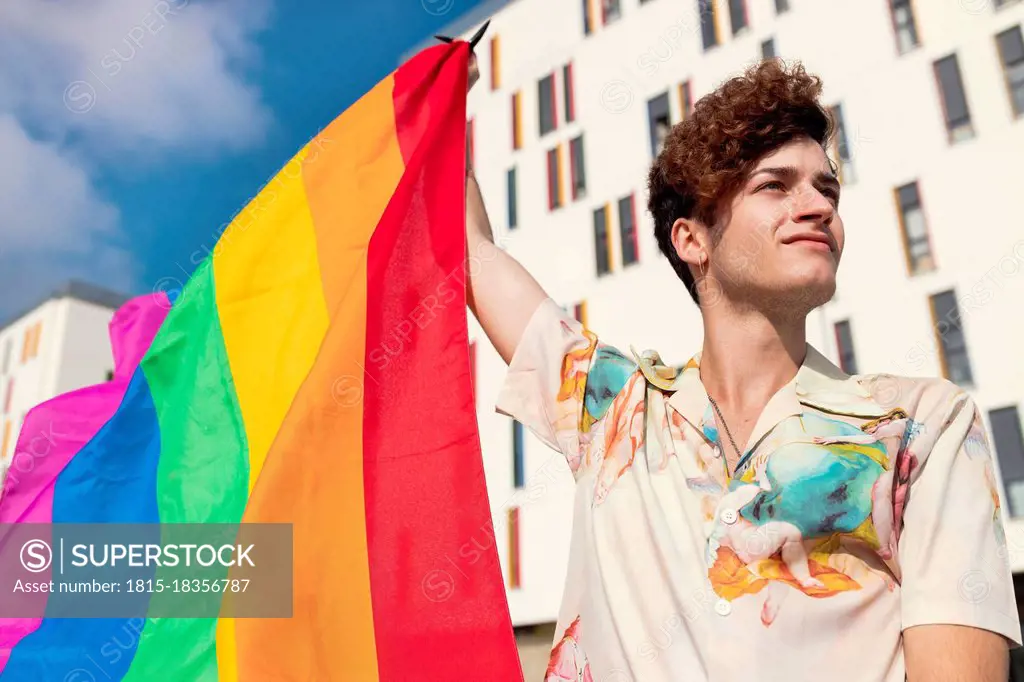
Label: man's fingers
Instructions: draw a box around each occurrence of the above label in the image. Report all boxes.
[468,55,480,92]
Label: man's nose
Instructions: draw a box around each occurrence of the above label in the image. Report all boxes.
[791,185,834,224]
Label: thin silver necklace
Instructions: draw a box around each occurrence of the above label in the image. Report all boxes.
[707,393,743,460]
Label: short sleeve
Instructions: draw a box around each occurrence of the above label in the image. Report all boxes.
[495,298,636,473]
[898,386,1022,646]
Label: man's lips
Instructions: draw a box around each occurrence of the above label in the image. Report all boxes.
[781,233,835,252]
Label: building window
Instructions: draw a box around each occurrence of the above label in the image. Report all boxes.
[513,420,525,488]
[618,194,639,267]
[729,0,748,35]
[602,0,622,25]
[466,118,475,169]
[930,289,974,386]
[547,146,564,210]
[18,323,41,363]
[889,0,919,54]
[583,0,595,35]
[573,301,588,328]
[594,206,612,276]
[679,80,693,120]
[833,320,858,374]
[996,25,1024,118]
[990,406,1024,517]
[1,420,11,462]
[895,181,935,275]
[20,327,30,364]
[538,74,557,136]
[699,0,719,50]
[3,378,12,414]
[775,0,789,13]
[934,54,974,143]
[511,91,523,150]
[761,38,776,59]
[569,135,587,200]
[507,507,521,588]
[507,167,518,230]
[489,36,501,90]
[648,92,671,157]
[563,63,576,123]
[830,103,856,184]
[1,339,10,374]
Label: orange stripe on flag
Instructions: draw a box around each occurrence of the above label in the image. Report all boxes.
[235,73,405,681]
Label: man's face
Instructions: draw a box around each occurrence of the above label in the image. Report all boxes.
[708,136,844,316]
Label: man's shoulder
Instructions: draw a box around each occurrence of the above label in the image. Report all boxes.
[580,342,642,430]
[850,370,972,423]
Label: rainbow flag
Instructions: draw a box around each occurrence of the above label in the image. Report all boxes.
[0,40,523,681]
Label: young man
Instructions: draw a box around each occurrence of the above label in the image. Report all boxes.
[465,57,1020,681]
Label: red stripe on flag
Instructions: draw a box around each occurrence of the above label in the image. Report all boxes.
[363,42,523,680]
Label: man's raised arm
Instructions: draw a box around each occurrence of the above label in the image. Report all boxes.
[463,55,548,365]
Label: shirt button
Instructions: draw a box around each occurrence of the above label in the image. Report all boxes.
[720,508,738,525]
[714,598,732,616]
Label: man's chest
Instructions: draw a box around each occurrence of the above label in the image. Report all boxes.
[580,391,922,598]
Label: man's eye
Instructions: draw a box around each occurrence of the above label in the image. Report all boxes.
[757,181,785,192]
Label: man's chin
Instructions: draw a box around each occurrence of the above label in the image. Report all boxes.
[722,276,836,318]
[764,280,836,317]
[795,280,837,311]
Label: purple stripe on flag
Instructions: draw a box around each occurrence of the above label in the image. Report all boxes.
[0,292,169,672]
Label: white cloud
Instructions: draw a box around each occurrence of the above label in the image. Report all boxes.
[0,0,273,156]
[0,116,135,314]
[0,116,120,250]
[0,0,273,318]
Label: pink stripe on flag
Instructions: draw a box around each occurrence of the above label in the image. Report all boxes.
[0,292,170,671]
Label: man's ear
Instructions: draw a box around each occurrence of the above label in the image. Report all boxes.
[670,217,707,267]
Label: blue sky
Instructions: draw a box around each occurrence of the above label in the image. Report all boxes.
[0,0,487,319]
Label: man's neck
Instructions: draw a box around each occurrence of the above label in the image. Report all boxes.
[697,302,808,412]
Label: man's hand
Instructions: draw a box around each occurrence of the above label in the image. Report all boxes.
[465,52,486,241]
[468,53,480,93]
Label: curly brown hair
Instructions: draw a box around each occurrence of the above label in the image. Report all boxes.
[647,58,835,304]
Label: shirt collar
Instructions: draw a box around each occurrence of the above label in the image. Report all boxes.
[648,343,880,448]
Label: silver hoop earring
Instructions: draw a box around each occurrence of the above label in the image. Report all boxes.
[698,257,706,279]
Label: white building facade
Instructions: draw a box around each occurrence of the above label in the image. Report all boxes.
[0,281,128,489]
[430,0,1024,650]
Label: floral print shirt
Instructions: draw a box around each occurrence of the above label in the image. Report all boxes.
[496,299,1021,682]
